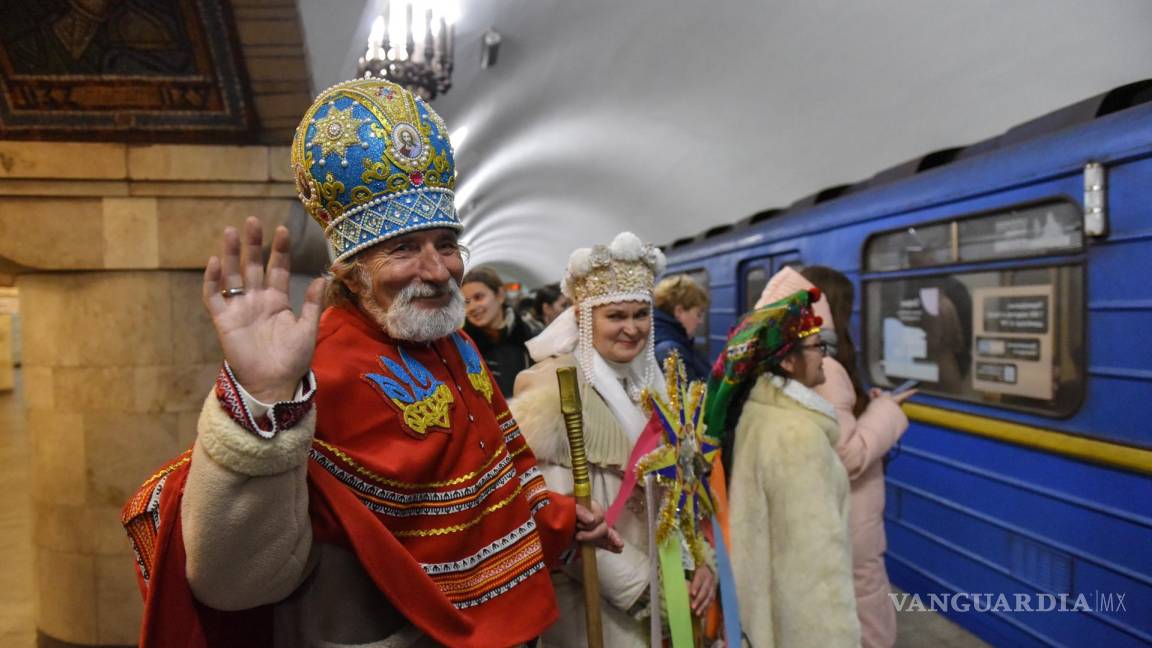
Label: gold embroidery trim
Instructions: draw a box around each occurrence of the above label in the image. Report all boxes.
[392,481,527,538]
[357,462,517,510]
[313,439,507,489]
[139,452,191,490]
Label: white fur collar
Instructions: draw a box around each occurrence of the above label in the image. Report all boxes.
[768,374,837,421]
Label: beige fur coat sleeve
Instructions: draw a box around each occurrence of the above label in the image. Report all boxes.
[181,394,315,610]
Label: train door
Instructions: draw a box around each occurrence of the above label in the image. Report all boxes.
[738,251,802,313]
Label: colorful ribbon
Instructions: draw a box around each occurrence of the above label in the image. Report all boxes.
[605,417,662,528]
[607,353,745,646]
[712,513,742,645]
[659,537,695,648]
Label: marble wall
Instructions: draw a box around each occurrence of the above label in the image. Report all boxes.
[0,312,12,391]
[22,271,217,645]
[0,141,305,646]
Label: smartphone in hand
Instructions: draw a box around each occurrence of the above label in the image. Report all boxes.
[891,379,921,395]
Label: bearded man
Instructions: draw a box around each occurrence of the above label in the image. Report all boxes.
[122,78,619,648]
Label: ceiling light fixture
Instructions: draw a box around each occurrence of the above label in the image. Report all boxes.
[357,0,456,101]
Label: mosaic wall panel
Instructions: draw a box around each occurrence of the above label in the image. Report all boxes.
[0,0,256,142]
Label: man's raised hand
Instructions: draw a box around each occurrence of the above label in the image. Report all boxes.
[202,217,326,403]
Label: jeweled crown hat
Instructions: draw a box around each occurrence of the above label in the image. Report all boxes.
[562,232,667,308]
[291,78,459,262]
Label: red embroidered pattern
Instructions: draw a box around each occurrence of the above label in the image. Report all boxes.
[215,362,315,439]
[121,451,192,588]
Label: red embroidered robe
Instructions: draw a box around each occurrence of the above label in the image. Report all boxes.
[123,305,576,647]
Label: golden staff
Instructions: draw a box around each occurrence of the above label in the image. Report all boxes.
[557,366,604,648]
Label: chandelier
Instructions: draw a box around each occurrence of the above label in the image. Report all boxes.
[358,1,456,101]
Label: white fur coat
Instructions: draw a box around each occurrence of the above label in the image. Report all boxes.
[728,375,861,648]
[510,355,651,648]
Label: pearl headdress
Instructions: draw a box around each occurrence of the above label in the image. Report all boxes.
[562,232,667,404]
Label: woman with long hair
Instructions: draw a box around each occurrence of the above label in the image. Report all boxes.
[799,266,914,648]
[532,282,572,326]
[461,266,542,396]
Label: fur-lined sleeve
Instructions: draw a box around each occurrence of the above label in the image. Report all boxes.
[182,393,314,610]
[510,357,572,466]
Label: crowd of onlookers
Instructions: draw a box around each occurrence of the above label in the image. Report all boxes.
[140,77,916,648]
[464,244,914,648]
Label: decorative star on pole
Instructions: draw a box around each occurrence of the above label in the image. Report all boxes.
[635,351,720,570]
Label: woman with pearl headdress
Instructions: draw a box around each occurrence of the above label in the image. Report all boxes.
[510,232,716,648]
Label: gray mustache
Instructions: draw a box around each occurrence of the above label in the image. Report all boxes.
[398,280,458,301]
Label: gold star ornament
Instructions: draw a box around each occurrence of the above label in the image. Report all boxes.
[310,106,365,161]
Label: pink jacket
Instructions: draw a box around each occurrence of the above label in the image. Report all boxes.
[759,267,909,648]
[817,360,907,648]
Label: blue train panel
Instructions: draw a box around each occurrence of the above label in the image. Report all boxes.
[663,83,1152,646]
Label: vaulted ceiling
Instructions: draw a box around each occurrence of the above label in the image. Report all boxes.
[297,0,1152,286]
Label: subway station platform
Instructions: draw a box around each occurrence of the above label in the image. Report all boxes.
[0,370,989,647]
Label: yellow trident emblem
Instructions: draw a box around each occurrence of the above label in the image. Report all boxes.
[364,348,453,437]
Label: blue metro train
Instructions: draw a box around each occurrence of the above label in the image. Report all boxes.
[663,80,1152,646]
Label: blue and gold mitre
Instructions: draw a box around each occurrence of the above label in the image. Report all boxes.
[291,78,458,262]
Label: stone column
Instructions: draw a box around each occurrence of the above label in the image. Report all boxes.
[0,141,321,647]
[21,270,216,647]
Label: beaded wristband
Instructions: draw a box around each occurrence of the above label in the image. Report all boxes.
[215,361,315,439]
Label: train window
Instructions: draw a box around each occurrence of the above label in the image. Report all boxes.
[743,266,769,312]
[957,202,1082,262]
[863,265,1084,416]
[867,221,955,271]
[865,201,1083,271]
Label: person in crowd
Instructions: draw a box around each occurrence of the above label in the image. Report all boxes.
[799,265,913,648]
[517,293,543,329]
[121,78,619,648]
[706,286,860,648]
[532,282,571,326]
[462,266,543,396]
[510,232,716,647]
[652,274,711,381]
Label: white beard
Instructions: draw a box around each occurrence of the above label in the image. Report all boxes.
[360,275,465,342]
